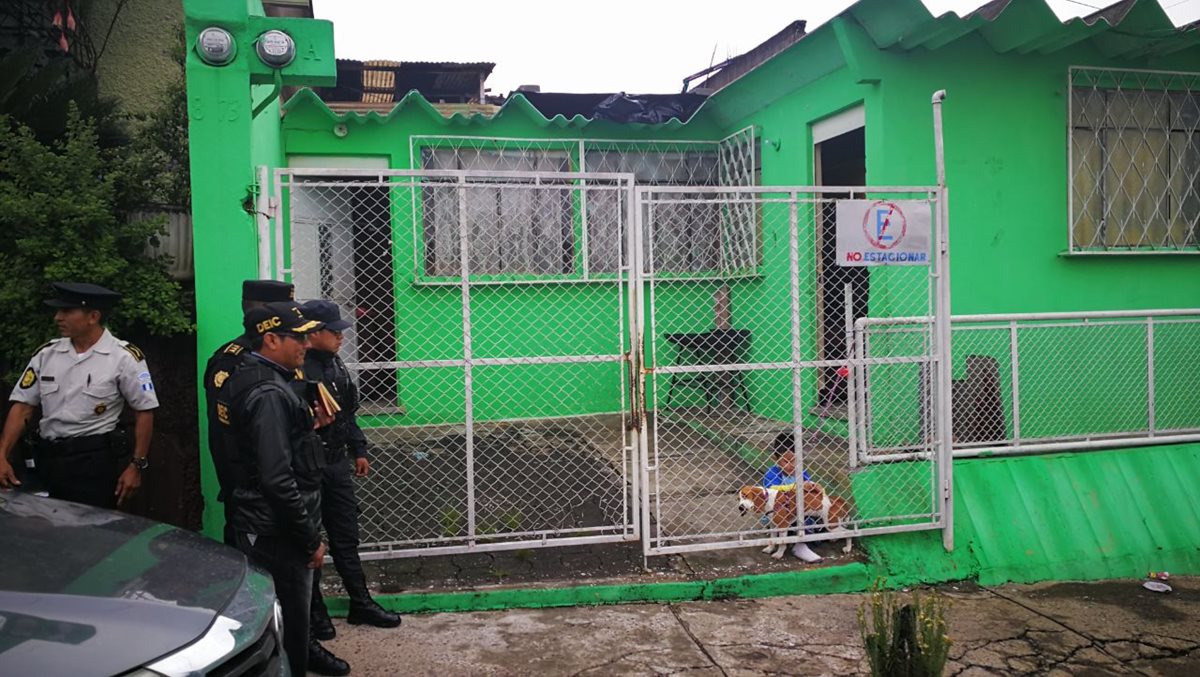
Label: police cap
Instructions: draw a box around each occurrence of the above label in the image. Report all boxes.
[242,279,295,303]
[243,302,323,337]
[44,282,121,310]
[299,300,353,332]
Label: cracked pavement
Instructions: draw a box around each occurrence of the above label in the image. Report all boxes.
[322,577,1200,676]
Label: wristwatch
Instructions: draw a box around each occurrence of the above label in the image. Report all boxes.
[130,456,150,471]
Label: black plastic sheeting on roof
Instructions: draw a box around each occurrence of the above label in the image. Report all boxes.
[517,91,707,123]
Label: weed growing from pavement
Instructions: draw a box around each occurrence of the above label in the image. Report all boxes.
[858,579,952,676]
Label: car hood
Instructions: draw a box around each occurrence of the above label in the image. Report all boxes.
[0,492,248,675]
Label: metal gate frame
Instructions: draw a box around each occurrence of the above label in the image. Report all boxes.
[263,161,955,559]
[267,168,643,558]
[633,184,953,557]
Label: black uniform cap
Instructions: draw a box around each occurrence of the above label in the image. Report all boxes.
[242,279,295,303]
[44,282,121,310]
[299,300,353,332]
[243,302,323,337]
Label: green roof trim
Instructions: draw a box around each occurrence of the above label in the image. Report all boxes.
[282,87,698,133]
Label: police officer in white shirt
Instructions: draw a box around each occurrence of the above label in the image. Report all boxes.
[0,282,159,508]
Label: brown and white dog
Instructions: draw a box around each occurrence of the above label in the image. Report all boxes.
[738,484,815,559]
[801,482,854,555]
[738,482,853,557]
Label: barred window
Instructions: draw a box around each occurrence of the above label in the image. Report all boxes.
[1070,67,1200,252]
[421,148,573,276]
[585,149,720,274]
[415,129,759,280]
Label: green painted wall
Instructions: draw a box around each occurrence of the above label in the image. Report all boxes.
[280,95,742,427]
[190,0,1200,566]
[694,15,1200,449]
[184,0,335,537]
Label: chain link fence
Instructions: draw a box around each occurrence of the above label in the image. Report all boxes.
[277,169,640,557]
[275,171,951,559]
[639,187,949,555]
[859,310,1200,460]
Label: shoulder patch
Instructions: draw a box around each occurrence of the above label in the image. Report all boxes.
[19,367,36,389]
[121,343,146,362]
[223,342,245,356]
[213,370,230,389]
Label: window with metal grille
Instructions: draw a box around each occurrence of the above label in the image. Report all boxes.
[421,148,574,276]
[1070,67,1200,252]
[415,128,760,279]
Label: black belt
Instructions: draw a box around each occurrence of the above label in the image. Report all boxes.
[38,434,114,456]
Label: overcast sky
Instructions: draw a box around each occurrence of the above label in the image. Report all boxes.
[314,1,1200,95]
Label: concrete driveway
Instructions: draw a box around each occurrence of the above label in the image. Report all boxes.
[321,577,1200,676]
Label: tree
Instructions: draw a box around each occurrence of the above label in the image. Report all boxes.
[0,108,191,379]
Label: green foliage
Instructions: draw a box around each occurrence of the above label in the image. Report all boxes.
[0,108,191,378]
[441,506,464,537]
[858,581,952,677]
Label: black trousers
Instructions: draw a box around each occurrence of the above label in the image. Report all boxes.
[37,445,127,509]
[222,500,236,546]
[236,532,312,677]
[311,455,369,617]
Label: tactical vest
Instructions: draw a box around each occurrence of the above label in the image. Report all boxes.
[216,359,325,491]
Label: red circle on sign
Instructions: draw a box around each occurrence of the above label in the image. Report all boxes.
[862,201,907,250]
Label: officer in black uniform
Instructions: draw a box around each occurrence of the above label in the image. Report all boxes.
[215,302,326,677]
[301,300,403,641]
[203,280,295,545]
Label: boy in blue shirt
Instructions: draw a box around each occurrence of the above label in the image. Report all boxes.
[761,431,821,562]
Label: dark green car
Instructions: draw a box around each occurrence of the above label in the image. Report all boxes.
[0,491,286,676]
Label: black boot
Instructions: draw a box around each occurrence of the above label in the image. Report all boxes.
[346,596,402,628]
[311,606,336,641]
[307,638,350,676]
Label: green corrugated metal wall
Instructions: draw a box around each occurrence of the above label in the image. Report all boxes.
[864,442,1200,585]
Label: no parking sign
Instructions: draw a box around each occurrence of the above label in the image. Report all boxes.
[836,200,932,266]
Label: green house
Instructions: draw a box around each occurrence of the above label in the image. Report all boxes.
[186,0,1200,585]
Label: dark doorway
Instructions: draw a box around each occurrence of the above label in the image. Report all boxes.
[309,180,398,409]
[815,127,868,412]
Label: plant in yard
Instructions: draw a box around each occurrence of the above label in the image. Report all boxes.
[440,506,464,537]
[858,580,952,677]
[0,108,191,381]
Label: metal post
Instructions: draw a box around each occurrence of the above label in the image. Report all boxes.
[256,166,271,279]
[637,191,655,557]
[458,176,476,547]
[854,323,868,466]
[580,140,590,279]
[276,171,287,280]
[932,89,954,552]
[626,179,643,543]
[844,282,858,471]
[1010,321,1021,443]
[789,194,805,489]
[1147,316,1156,436]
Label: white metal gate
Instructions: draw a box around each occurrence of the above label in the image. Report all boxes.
[267,170,953,559]
[637,186,952,555]
[271,168,641,558]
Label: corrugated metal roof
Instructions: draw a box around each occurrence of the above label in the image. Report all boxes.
[318,60,496,105]
[845,0,1200,57]
[687,20,808,94]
